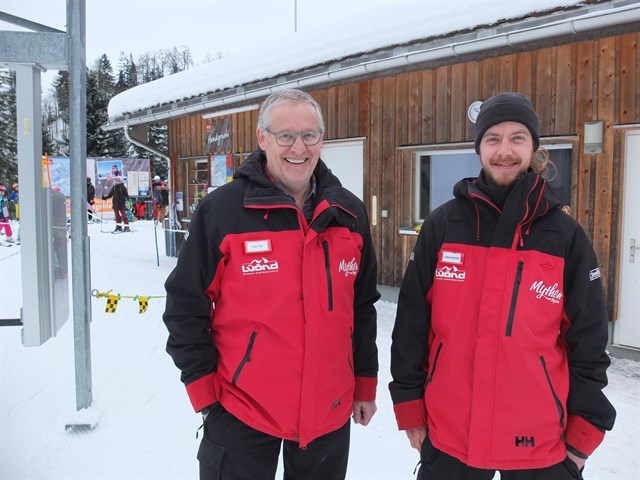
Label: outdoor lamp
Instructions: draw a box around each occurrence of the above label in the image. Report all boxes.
[584,120,604,154]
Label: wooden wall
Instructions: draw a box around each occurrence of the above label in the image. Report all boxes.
[167,32,639,316]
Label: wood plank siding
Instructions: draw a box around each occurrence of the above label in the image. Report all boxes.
[167,33,640,319]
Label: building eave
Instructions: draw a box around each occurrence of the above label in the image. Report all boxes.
[103,0,640,131]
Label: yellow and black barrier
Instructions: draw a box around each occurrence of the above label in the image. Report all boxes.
[91,289,165,314]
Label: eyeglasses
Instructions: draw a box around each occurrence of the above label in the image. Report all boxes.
[265,129,323,147]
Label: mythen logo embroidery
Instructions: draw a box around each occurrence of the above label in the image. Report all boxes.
[529,281,563,304]
[338,258,359,277]
[241,257,279,275]
[435,265,466,282]
[589,267,601,282]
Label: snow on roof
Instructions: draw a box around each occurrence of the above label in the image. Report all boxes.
[107,1,585,121]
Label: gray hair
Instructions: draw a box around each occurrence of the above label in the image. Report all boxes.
[257,89,325,132]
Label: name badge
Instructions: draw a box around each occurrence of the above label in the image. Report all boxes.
[440,250,464,265]
[244,239,272,254]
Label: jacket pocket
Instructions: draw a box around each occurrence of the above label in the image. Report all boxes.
[197,436,224,480]
[539,355,566,432]
[322,240,334,311]
[426,342,443,384]
[347,327,355,373]
[506,261,524,336]
[232,331,257,385]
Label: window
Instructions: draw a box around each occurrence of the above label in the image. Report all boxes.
[183,157,209,216]
[404,143,574,231]
[414,150,478,223]
[545,144,573,208]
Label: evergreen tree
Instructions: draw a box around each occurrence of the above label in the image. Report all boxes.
[115,52,138,94]
[42,85,67,156]
[52,71,69,124]
[41,110,57,157]
[86,66,125,157]
[35,45,201,164]
[0,69,18,186]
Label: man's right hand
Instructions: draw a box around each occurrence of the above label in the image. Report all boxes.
[406,427,428,451]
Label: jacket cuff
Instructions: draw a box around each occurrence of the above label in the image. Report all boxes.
[185,372,218,412]
[354,376,377,401]
[394,399,428,431]
[565,414,605,456]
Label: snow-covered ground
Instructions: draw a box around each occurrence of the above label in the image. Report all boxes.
[1,219,638,479]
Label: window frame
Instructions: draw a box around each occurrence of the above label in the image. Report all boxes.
[398,138,579,235]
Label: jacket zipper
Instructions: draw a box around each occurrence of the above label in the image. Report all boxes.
[506,261,524,336]
[348,327,354,373]
[427,342,443,383]
[232,331,257,385]
[322,240,334,311]
[539,355,566,433]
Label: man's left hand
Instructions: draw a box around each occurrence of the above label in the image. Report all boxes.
[566,450,586,471]
[352,400,377,426]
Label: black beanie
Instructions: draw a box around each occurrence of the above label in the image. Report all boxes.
[474,92,539,153]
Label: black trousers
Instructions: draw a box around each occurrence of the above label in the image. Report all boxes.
[417,438,583,480]
[198,403,350,480]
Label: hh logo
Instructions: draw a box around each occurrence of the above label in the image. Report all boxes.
[241,257,279,275]
[435,265,466,282]
[515,436,535,447]
[338,258,359,277]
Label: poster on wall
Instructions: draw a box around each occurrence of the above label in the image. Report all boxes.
[205,117,231,154]
[46,157,71,196]
[210,154,233,186]
[128,171,139,195]
[92,158,151,198]
[97,160,123,180]
[42,157,151,217]
[211,154,227,186]
[138,171,150,196]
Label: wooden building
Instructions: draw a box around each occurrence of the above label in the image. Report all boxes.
[106,0,640,354]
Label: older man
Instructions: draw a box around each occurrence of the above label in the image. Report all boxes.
[164,89,379,479]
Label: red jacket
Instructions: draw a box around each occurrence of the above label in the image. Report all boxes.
[390,173,615,469]
[164,152,379,447]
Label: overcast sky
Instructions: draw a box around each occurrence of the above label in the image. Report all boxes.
[1,0,370,88]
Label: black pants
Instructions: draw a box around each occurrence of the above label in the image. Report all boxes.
[417,438,583,480]
[198,403,350,480]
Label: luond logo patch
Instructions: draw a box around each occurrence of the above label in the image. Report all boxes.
[435,265,466,282]
[241,257,279,275]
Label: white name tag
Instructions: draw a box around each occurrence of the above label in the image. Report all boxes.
[244,239,272,254]
[440,250,464,265]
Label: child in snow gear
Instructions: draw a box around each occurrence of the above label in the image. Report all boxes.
[8,183,19,220]
[0,185,15,243]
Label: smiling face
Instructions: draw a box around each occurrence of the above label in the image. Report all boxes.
[257,101,323,200]
[478,121,535,187]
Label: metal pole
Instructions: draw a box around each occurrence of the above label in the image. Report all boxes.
[67,0,93,411]
[294,0,297,33]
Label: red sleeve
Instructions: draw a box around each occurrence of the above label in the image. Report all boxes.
[565,414,606,456]
[185,372,218,412]
[354,376,377,401]
[393,398,428,431]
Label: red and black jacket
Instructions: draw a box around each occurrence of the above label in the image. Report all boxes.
[164,151,379,447]
[389,172,615,469]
